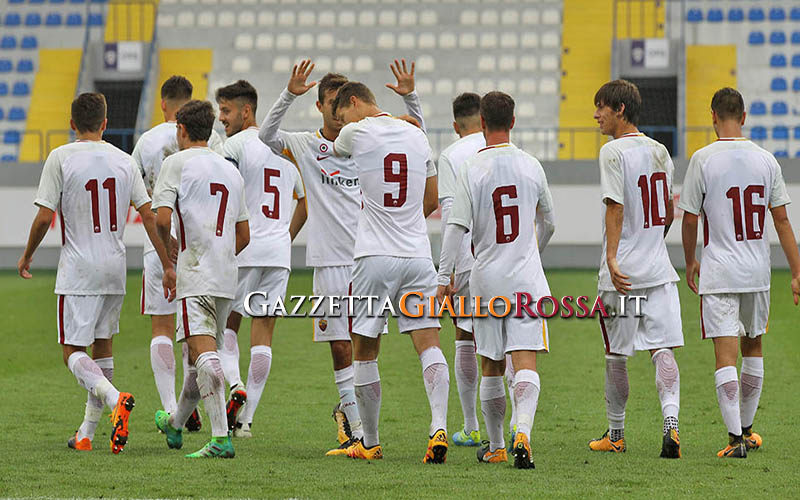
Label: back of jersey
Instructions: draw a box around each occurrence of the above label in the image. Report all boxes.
[342,115,434,259]
[598,134,679,291]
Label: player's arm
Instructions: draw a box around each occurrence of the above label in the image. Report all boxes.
[386,59,427,133]
[605,200,630,294]
[677,155,705,294]
[664,197,674,238]
[289,197,307,241]
[235,220,250,255]
[424,173,438,218]
[138,202,173,285]
[535,164,556,252]
[20,152,62,279]
[18,206,53,279]
[259,59,316,155]
[771,206,800,305]
[332,122,355,158]
[681,211,700,295]
[436,222,468,303]
[154,206,177,301]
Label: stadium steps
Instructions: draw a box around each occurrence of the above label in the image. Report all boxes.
[615,0,665,39]
[558,0,613,159]
[150,49,213,127]
[104,0,157,42]
[19,48,82,162]
[685,45,736,156]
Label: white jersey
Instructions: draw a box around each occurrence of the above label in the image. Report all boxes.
[678,138,790,294]
[334,113,436,259]
[223,127,304,270]
[132,121,224,254]
[449,143,553,298]
[34,140,151,295]
[598,133,680,291]
[438,131,485,274]
[152,147,248,300]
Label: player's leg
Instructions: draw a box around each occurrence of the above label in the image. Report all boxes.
[509,350,539,470]
[330,339,361,444]
[504,353,517,447]
[234,315,275,435]
[739,291,768,451]
[347,332,384,459]
[452,272,480,446]
[220,311,243,388]
[476,316,508,464]
[71,339,114,450]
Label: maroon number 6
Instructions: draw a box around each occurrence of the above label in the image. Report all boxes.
[492,185,519,244]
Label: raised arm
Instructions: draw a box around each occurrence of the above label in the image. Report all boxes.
[259,59,316,155]
[386,59,427,133]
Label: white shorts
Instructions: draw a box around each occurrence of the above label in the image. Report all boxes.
[451,271,473,334]
[232,267,290,317]
[351,256,441,337]
[313,265,353,342]
[473,303,549,361]
[57,294,123,347]
[701,291,769,339]
[598,282,684,357]
[176,295,232,349]
[140,251,176,316]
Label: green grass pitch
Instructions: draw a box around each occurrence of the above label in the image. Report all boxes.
[1,269,798,498]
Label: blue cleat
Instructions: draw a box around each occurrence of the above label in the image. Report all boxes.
[452,429,481,446]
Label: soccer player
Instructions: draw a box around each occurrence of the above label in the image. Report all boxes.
[258,59,427,454]
[679,87,800,458]
[215,80,307,438]
[437,91,555,469]
[587,80,683,459]
[152,100,250,458]
[18,93,171,453]
[330,81,445,462]
[436,92,485,447]
[132,75,224,431]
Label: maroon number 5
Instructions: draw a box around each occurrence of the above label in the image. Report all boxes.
[726,185,765,241]
[85,177,117,233]
[383,153,408,207]
[210,183,229,236]
[636,172,668,228]
[492,185,519,244]
[263,168,281,220]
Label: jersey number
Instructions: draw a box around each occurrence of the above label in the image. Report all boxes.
[210,183,229,236]
[263,168,280,220]
[383,153,408,207]
[85,177,117,233]
[726,185,765,241]
[636,172,668,228]
[492,185,519,244]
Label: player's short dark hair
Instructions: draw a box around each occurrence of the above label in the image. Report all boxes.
[318,73,348,104]
[71,92,106,133]
[215,79,258,114]
[480,91,515,131]
[594,79,641,126]
[331,82,376,115]
[452,93,481,120]
[711,87,744,121]
[176,100,215,142]
[161,75,193,101]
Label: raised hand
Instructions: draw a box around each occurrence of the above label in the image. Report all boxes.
[287,59,317,96]
[386,59,416,96]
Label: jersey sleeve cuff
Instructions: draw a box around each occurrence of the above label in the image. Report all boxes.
[676,202,700,215]
[601,192,624,205]
[33,198,58,211]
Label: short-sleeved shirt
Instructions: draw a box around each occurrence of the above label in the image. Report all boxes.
[597,133,680,291]
[334,114,436,259]
[678,138,790,293]
[35,140,151,295]
[449,143,553,299]
[152,147,248,300]
[223,127,304,270]
[438,131,485,274]
[132,122,224,254]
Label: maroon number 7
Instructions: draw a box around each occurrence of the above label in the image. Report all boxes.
[210,183,229,236]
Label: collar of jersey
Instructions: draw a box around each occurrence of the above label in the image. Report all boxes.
[372,112,392,118]
[619,132,644,138]
[716,137,748,141]
[478,143,511,152]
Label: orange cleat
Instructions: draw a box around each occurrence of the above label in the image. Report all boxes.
[588,429,626,453]
[109,392,135,454]
[67,431,92,451]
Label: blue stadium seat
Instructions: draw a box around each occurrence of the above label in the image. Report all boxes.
[66,13,82,26]
[4,13,22,26]
[0,108,4,120]
[728,9,744,22]
[770,31,786,45]
[748,8,765,22]
[707,9,723,23]
[794,126,800,140]
[771,77,788,91]
[88,13,103,26]
[50,0,66,3]
[751,127,767,140]
[748,31,765,45]
[1,36,16,49]
[773,126,789,140]
[12,82,29,96]
[795,150,800,158]
[8,107,26,121]
[3,130,21,145]
[30,0,46,4]
[0,60,12,73]
[69,0,85,3]
[687,9,702,23]
[20,36,37,49]
[0,83,7,96]
[24,13,42,26]
[770,54,787,67]
[769,8,786,22]
[1,154,18,162]
[16,59,33,73]
[46,13,62,26]
[9,0,24,3]
[792,32,800,45]
[793,78,800,92]
[772,101,788,115]
[792,54,800,67]
[775,150,789,158]
[750,102,767,115]
[91,0,109,3]
[792,8,800,21]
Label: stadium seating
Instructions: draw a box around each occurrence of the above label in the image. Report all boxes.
[0,108,4,120]
[748,31,765,45]
[3,130,21,145]
[770,54,786,67]
[771,78,787,92]
[748,8,765,22]
[8,107,26,122]
[21,36,37,49]
[773,126,789,140]
[751,126,767,141]
[4,13,22,26]
[772,102,788,116]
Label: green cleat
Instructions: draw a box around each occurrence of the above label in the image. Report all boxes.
[185,435,235,458]
[155,410,183,450]
[452,429,481,446]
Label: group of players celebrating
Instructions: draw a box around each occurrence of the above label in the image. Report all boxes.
[17,56,800,467]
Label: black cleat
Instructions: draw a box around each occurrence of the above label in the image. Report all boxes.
[660,428,681,458]
[185,409,202,432]
[225,386,247,432]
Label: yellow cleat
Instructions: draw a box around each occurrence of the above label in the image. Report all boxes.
[477,441,508,463]
[326,437,358,457]
[332,403,352,445]
[743,430,762,451]
[345,439,383,460]
[588,429,626,453]
[422,429,448,464]
[512,433,534,469]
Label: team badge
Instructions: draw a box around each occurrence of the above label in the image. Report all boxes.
[319,319,328,331]
[319,143,328,153]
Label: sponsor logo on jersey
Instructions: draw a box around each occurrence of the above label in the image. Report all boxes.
[320,167,359,188]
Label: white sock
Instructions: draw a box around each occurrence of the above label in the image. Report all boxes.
[454,340,479,433]
[605,354,628,435]
[419,346,449,436]
[480,375,506,451]
[77,356,113,441]
[68,351,119,409]
[652,349,680,427]
[354,360,381,448]
[513,369,540,440]
[239,345,272,424]
[170,364,199,430]
[196,351,228,438]
[150,336,177,414]
[505,354,516,433]
[219,328,242,388]
[715,365,742,436]
[335,364,363,439]
[740,357,764,430]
